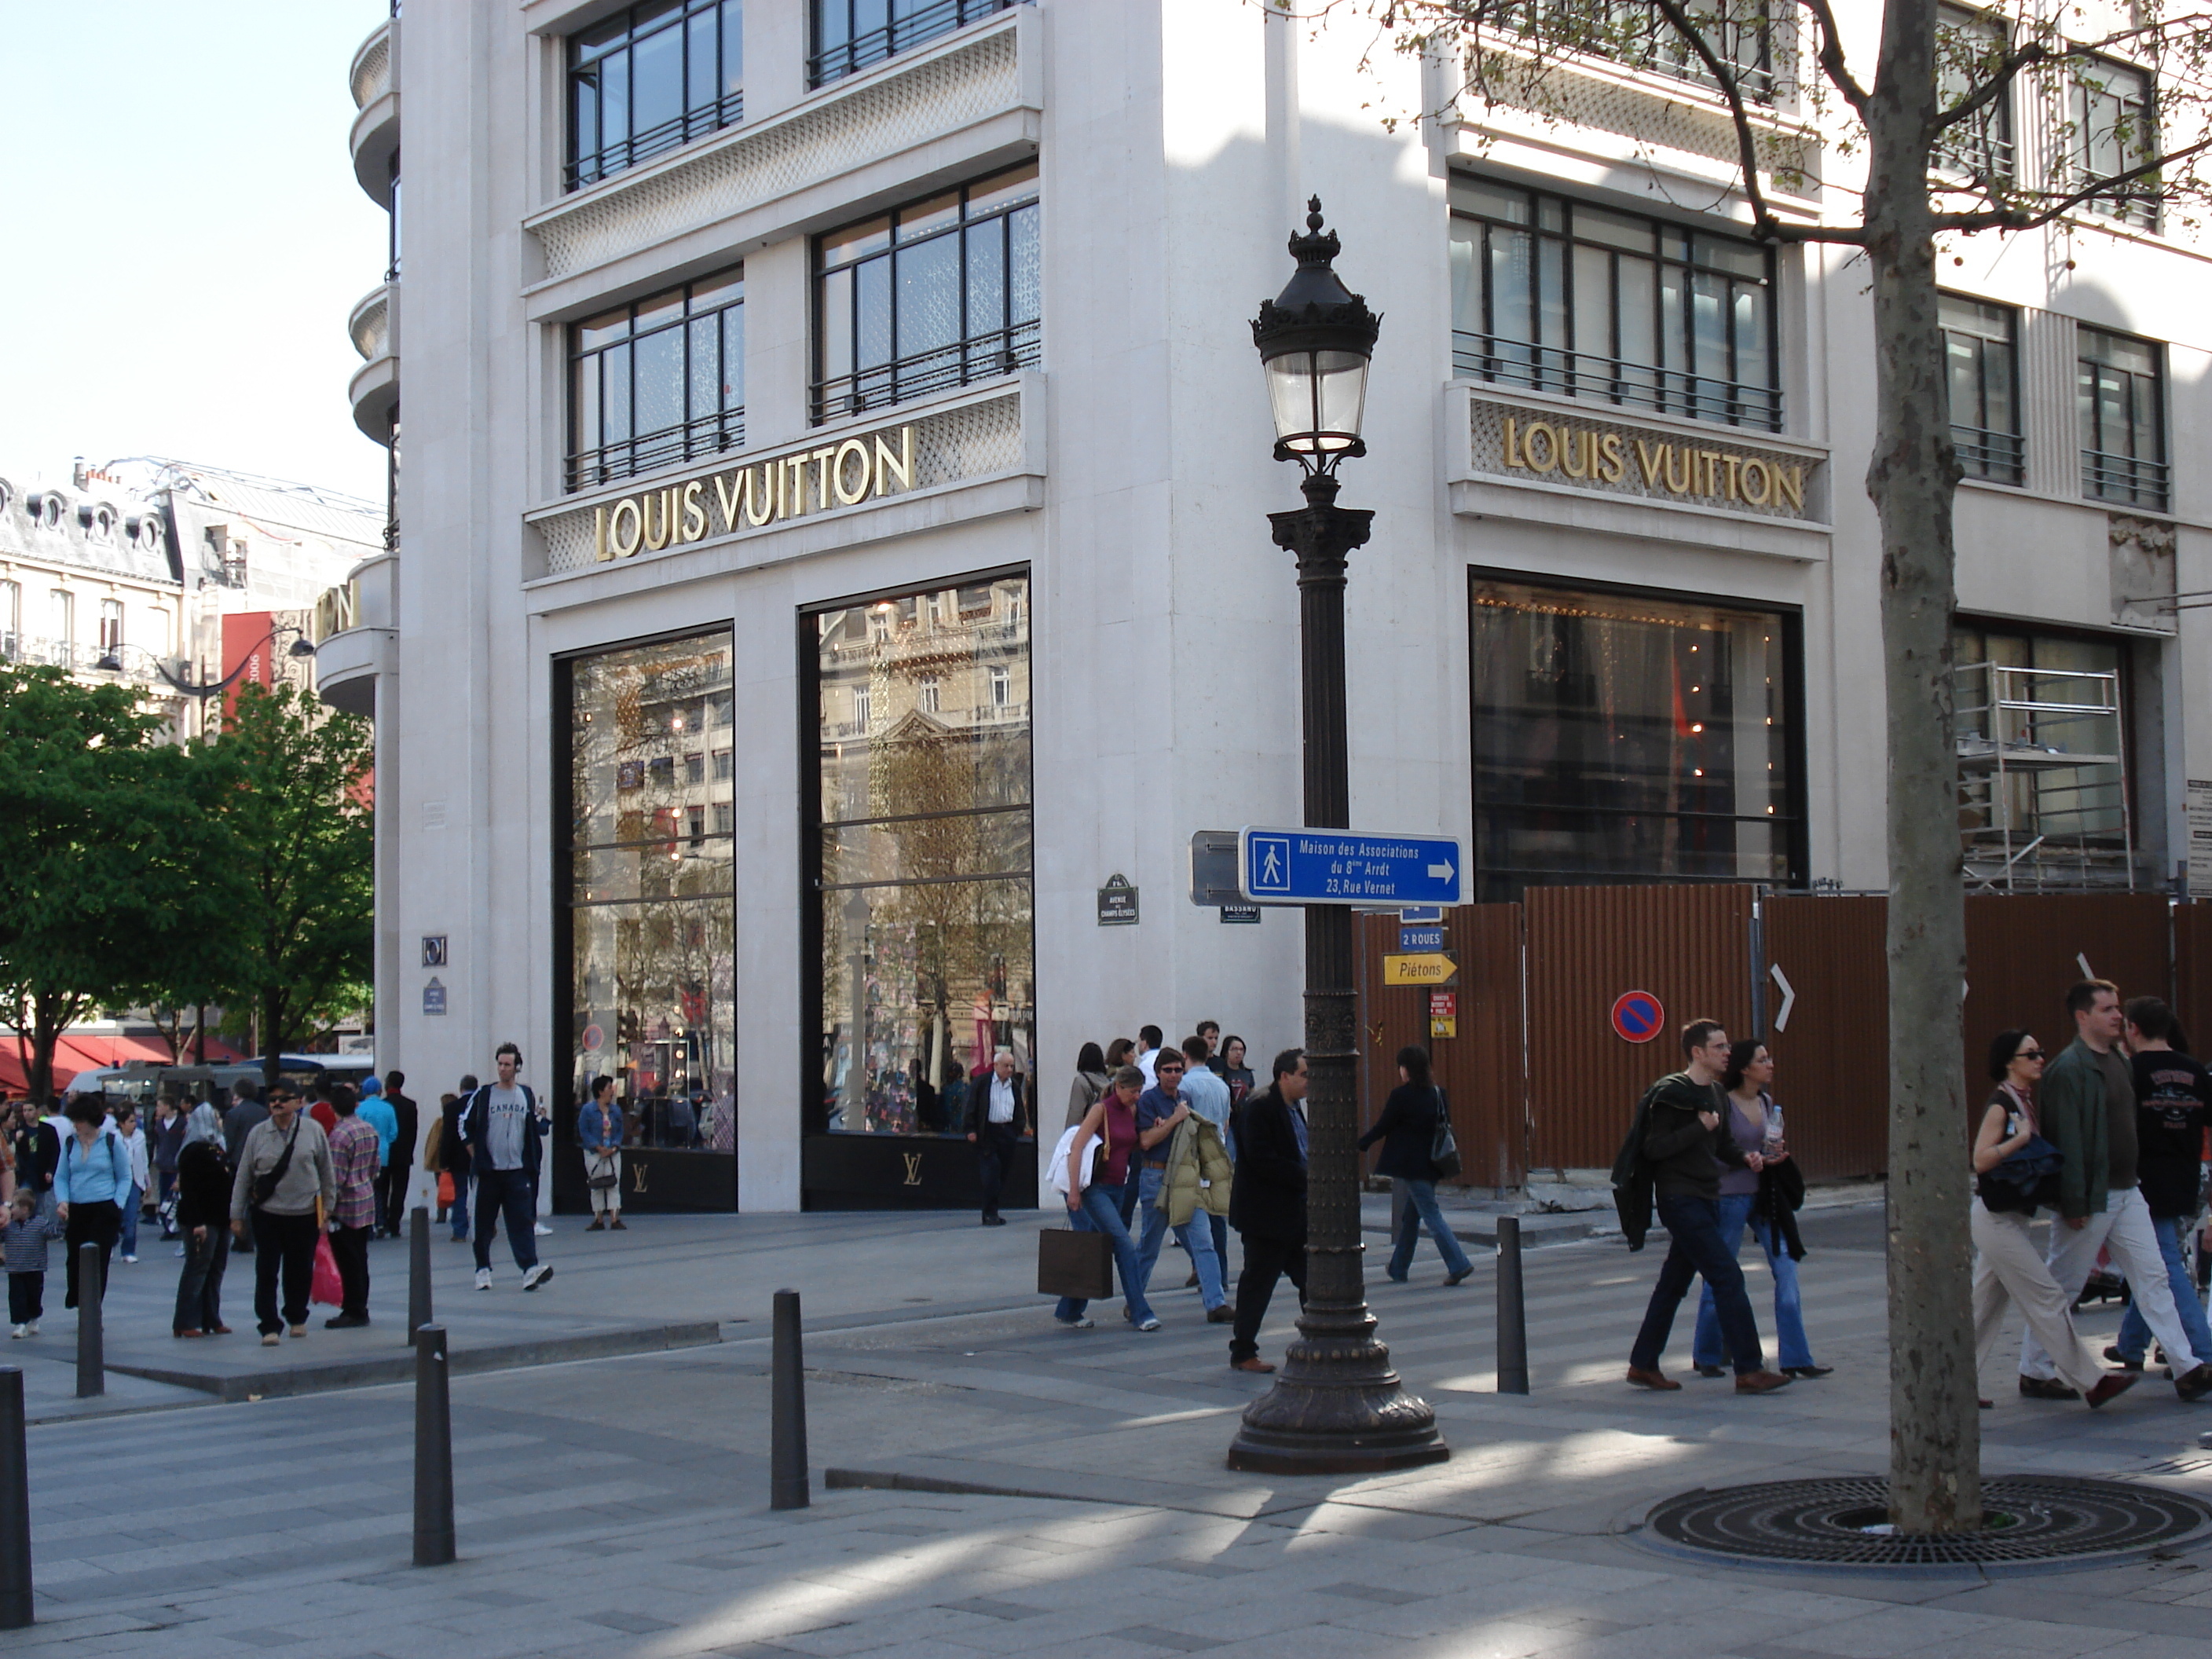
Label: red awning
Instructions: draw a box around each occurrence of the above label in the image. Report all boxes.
[0,1030,251,1097]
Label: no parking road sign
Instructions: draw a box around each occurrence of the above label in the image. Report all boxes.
[1610,990,1664,1045]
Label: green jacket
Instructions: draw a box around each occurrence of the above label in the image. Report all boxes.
[2041,1035,2111,1221]
[1155,1115,1233,1226]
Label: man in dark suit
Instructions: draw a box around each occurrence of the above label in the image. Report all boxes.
[383,1071,420,1237]
[965,1047,1028,1226]
[1228,1048,1309,1373]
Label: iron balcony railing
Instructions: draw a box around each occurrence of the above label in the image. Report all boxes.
[566,406,745,493]
[1953,423,2023,484]
[1454,331,1784,432]
[2082,446,2169,511]
[567,89,745,192]
[811,319,1038,426]
[809,0,1022,89]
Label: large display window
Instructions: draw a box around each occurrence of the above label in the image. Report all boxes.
[803,573,1035,1207]
[1470,577,1803,899]
[555,630,737,1210]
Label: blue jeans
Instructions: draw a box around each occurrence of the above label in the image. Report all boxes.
[1133,1165,1225,1309]
[1387,1178,1473,1280]
[2114,1214,2212,1364]
[1631,1194,1766,1375]
[1693,1194,1813,1370]
[449,1168,471,1240]
[1055,1181,1154,1324]
[119,1183,141,1257]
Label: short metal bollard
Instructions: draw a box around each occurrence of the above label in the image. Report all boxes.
[413,1324,456,1566]
[0,1368,31,1628]
[74,1244,102,1400]
[1496,1215,1529,1395]
[407,1208,432,1347]
[771,1288,810,1511]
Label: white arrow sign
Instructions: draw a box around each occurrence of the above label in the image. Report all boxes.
[2076,953,2095,980]
[1770,964,1797,1034]
[1426,860,1455,881]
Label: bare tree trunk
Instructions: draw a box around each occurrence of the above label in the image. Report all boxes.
[1864,0,1979,1533]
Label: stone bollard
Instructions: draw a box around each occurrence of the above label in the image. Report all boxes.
[0,1368,31,1628]
[1496,1215,1529,1395]
[771,1289,810,1511]
[413,1324,455,1566]
[407,1208,432,1346]
[74,1244,102,1399]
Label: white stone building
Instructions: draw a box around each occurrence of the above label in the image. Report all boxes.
[331,0,2207,1211]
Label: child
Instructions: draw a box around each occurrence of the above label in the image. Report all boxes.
[4,1192,61,1337]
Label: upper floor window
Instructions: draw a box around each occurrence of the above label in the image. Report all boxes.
[1450,176,1781,431]
[569,266,744,491]
[0,581,18,657]
[2077,324,2166,511]
[569,0,744,192]
[1939,294,2020,485]
[814,162,1038,423]
[2071,59,2157,229]
[1935,5,2012,183]
[49,590,72,659]
[810,0,1020,90]
[98,599,124,654]
[1498,2,1775,105]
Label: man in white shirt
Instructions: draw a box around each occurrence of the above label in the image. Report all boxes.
[1134,1025,1165,1090]
[964,1048,1027,1226]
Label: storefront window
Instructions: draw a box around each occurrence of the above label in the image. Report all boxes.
[808,575,1033,1138]
[563,632,737,1180]
[1470,578,1799,899]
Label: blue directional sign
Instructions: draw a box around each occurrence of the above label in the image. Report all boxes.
[1400,925,1445,951]
[1238,828,1465,906]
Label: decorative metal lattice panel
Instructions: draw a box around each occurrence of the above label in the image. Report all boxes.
[534,26,1023,282]
[351,28,391,111]
[1467,395,1821,521]
[538,387,1025,575]
[350,287,390,362]
[1648,1475,2212,1568]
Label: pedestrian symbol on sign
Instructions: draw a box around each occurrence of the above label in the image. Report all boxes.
[1251,835,1291,894]
[1610,990,1664,1045]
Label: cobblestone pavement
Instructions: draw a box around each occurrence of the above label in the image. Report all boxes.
[16,1203,2212,1656]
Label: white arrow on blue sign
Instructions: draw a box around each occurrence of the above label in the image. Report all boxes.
[1238,828,1465,906]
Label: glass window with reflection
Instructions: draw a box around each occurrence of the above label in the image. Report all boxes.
[2071,60,2157,229]
[2078,325,2166,510]
[569,0,743,191]
[1940,294,2020,484]
[809,576,1033,1140]
[813,163,1039,423]
[810,0,1022,90]
[569,267,743,490]
[1450,176,1781,431]
[1470,579,1799,900]
[1935,5,2012,182]
[565,632,737,1163]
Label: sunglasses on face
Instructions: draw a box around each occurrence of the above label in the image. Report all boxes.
[2016,1049,2044,1061]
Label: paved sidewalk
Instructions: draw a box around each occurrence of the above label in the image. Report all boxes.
[16,1200,2212,1655]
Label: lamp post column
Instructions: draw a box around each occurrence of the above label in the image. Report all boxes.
[1224,471,1448,1474]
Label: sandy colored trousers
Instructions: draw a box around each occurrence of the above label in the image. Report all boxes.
[1972,1199,2104,1394]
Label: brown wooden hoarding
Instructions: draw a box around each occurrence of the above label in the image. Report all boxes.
[1962,894,2170,1103]
[1523,884,1754,1173]
[1760,894,1888,1181]
[1354,905,1525,1188]
[2174,903,2212,1053]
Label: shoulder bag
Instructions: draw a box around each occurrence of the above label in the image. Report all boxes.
[1428,1086,1462,1181]
[1976,1104,2063,1214]
[250,1121,301,1209]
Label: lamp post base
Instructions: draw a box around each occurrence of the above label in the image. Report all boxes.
[1225,1288,1448,1474]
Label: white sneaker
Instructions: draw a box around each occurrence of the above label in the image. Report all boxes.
[23,1321,36,1337]
[474,1268,493,1291]
[533,1222,553,1236]
[1135,1317,1162,1332]
[522,1263,553,1291]
[8,1326,23,1339]
[120,1254,137,1264]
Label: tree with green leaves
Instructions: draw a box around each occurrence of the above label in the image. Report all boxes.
[0,666,240,1101]
[1354,0,2212,1531]
[207,681,375,1085]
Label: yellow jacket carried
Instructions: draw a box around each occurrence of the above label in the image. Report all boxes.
[1155,1115,1233,1225]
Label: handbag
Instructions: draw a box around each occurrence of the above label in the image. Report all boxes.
[437,1170,456,1206]
[587,1155,619,1192]
[1978,1121,2064,1214]
[310,1232,344,1307]
[1037,1226,1115,1300]
[1428,1086,1462,1181]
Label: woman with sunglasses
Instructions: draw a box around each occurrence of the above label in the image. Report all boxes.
[1970,1028,2132,1409]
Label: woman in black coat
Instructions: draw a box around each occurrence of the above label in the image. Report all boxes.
[1359,1046,1474,1286]
[171,1105,233,1337]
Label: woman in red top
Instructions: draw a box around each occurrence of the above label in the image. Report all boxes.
[1056,1065,1159,1331]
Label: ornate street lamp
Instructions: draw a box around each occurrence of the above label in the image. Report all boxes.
[1227,200,1448,1474]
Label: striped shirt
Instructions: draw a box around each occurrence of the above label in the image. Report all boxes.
[328,1116,380,1232]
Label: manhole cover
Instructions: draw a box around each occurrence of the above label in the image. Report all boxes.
[1647,1476,2212,1568]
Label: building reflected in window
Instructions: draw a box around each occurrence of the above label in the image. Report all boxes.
[808,575,1033,1142]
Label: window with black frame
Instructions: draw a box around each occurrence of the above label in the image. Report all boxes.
[2071,59,2158,229]
[1935,5,2012,182]
[809,0,1021,89]
[1500,1,1776,105]
[564,632,737,1177]
[568,0,743,192]
[809,577,1033,1141]
[1940,294,2021,484]
[569,267,743,490]
[1449,176,1781,431]
[813,163,1038,423]
[2078,324,2166,510]
[1469,578,1799,900]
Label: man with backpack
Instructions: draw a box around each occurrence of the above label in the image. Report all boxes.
[1621,1020,1793,1394]
[460,1045,552,1292]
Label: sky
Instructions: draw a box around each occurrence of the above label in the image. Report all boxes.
[0,2,393,503]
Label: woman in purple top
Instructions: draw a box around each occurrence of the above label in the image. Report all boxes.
[1691,1041,1828,1379]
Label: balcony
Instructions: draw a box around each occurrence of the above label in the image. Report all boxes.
[350,17,398,209]
[348,280,398,445]
[312,553,397,720]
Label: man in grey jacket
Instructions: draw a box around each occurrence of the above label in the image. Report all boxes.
[229,1084,336,1345]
